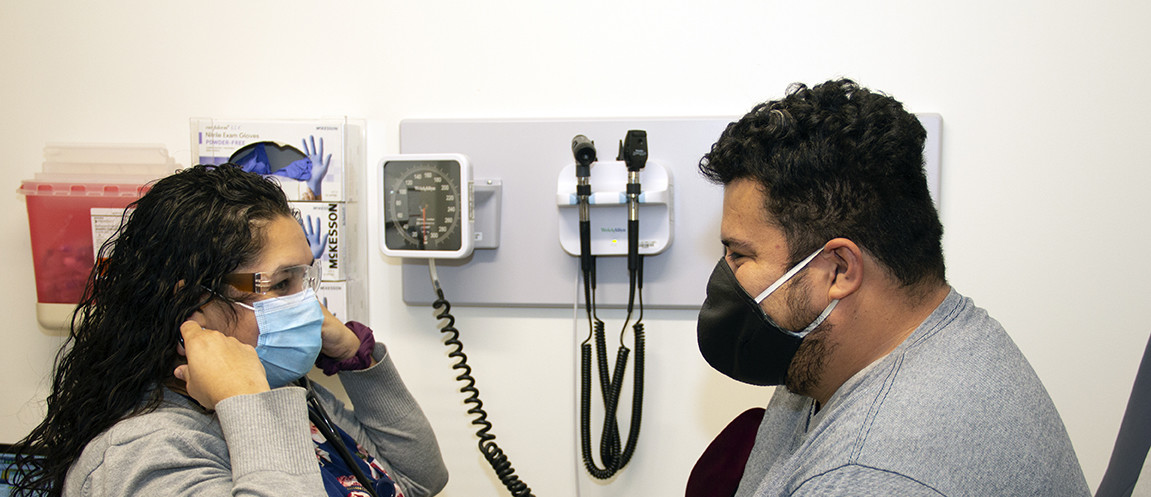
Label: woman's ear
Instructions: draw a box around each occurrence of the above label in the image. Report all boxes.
[824,238,863,300]
[176,279,219,328]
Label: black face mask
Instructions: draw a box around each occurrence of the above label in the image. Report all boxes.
[696,249,836,386]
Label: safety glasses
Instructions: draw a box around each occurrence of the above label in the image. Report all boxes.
[223,259,322,299]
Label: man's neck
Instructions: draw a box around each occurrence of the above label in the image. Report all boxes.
[809,283,951,405]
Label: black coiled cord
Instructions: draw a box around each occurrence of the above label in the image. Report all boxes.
[620,261,646,466]
[620,322,644,465]
[592,318,621,466]
[433,288,536,497]
[580,340,616,479]
[579,263,646,480]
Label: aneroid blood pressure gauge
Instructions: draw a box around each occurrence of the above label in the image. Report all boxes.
[379,154,473,259]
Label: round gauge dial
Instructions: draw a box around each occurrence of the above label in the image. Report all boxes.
[384,161,464,252]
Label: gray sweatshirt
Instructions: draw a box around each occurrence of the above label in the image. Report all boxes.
[64,343,448,497]
[736,289,1091,496]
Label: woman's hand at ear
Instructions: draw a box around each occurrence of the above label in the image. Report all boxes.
[174,317,269,410]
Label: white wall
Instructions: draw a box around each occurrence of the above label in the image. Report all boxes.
[3,1,1148,494]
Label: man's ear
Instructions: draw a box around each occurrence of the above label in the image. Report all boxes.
[824,238,863,300]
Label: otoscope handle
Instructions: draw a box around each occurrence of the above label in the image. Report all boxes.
[572,134,597,276]
[581,219,593,273]
[628,219,639,272]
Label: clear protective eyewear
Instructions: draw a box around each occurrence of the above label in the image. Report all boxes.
[222,259,322,309]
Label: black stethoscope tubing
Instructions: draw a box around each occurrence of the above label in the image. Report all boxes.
[300,377,380,497]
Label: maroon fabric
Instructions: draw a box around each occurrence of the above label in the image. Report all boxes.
[685,407,766,497]
[315,321,376,375]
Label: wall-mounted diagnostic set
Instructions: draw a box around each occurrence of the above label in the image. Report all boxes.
[378,128,668,495]
[382,118,729,497]
[565,130,653,479]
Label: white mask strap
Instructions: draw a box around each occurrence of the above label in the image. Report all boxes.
[754,246,826,303]
[787,299,839,338]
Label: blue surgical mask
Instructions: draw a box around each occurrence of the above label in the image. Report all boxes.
[247,288,324,388]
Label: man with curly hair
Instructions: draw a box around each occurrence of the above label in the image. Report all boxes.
[695,79,1090,495]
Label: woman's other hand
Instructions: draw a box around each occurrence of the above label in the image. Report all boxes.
[318,303,360,361]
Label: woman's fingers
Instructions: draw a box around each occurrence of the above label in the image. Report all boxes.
[176,320,269,409]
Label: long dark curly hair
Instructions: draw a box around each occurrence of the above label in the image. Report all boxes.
[699,78,945,291]
[10,165,293,496]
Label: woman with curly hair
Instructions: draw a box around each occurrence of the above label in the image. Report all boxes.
[10,165,448,497]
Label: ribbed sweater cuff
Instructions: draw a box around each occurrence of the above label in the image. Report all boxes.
[215,387,314,477]
[338,343,419,418]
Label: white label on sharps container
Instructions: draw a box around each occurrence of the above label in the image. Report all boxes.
[91,208,132,262]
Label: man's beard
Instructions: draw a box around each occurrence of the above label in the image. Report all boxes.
[780,273,837,396]
[785,323,835,396]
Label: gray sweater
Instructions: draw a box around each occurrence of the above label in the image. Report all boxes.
[736,289,1090,496]
[63,343,448,497]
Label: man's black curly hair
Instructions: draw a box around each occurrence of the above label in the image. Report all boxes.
[699,78,945,290]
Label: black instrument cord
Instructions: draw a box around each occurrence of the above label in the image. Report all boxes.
[580,261,618,479]
[300,377,380,497]
[621,257,645,466]
[429,261,536,497]
[578,245,646,480]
